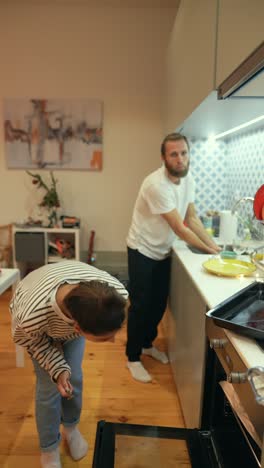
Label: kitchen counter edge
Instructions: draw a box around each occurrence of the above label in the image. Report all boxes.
[172,240,264,368]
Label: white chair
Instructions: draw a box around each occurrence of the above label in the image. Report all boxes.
[0,224,13,268]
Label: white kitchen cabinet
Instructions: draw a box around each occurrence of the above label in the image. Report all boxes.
[216,0,264,86]
[166,0,264,131]
[165,250,207,428]
[164,241,264,437]
[12,226,80,277]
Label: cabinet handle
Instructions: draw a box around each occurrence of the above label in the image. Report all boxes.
[247,366,264,406]
[210,338,227,349]
[227,372,247,383]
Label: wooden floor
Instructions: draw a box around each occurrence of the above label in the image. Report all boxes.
[0,289,188,467]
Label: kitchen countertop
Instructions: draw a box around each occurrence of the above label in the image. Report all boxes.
[172,240,264,368]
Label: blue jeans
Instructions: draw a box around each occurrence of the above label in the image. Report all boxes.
[32,336,86,452]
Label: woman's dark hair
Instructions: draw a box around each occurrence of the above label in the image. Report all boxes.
[161,132,190,156]
[63,281,126,335]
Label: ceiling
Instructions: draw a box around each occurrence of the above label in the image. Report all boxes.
[0,0,180,7]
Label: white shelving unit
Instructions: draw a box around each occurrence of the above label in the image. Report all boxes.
[12,226,80,276]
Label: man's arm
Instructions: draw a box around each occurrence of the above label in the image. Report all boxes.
[161,206,220,254]
[184,203,221,251]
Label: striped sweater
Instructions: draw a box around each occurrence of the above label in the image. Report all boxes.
[10,260,128,381]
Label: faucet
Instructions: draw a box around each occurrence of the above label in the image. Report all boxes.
[231,196,264,241]
[231,196,254,215]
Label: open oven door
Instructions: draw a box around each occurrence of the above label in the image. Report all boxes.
[92,421,215,468]
[92,419,259,468]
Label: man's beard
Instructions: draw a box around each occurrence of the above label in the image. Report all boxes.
[165,160,190,178]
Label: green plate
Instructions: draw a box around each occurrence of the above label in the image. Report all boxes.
[203,257,256,277]
[220,250,237,259]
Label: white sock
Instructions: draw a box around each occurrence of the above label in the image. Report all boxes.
[63,426,88,461]
[126,361,152,383]
[142,346,169,364]
[40,447,61,468]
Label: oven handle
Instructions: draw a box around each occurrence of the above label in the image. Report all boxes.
[247,366,264,406]
[227,366,264,406]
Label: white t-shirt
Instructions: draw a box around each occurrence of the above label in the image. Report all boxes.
[127,165,195,260]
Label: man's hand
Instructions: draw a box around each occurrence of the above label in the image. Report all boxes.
[162,208,221,254]
[184,204,222,254]
[207,245,222,255]
[56,370,73,398]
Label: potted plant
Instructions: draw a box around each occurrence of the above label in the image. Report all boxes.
[27,171,60,227]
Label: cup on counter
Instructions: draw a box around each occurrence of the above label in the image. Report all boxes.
[212,215,220,237]
[201,216,214,236]
[232,236,247,256]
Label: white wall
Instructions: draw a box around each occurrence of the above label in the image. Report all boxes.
[0,3,177,251]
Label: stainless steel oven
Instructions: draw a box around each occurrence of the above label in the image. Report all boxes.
[203,320,263,467]
[92,327,263,467]
[92,281,264,467]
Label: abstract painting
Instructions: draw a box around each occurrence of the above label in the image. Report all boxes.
[3,98,103,170]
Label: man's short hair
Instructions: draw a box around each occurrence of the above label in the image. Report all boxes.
[161,133,190,156]
[63,281,126,335]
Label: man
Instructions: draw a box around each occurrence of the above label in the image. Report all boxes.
[10,260,128,468]
[126,132,220,383]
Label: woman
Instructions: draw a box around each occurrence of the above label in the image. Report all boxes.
[10,260,128,468]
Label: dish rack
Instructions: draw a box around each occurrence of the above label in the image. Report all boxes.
[253,219,264,241]
[251,244,264,273]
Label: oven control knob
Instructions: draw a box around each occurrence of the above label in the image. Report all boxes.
[210,339,227,349]
[227,372,247,383]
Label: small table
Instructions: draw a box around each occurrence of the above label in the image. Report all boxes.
[0,268,24,367]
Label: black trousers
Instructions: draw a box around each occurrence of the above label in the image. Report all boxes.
[126,247,171,361]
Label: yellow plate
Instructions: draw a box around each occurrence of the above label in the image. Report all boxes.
[202,257,256,277]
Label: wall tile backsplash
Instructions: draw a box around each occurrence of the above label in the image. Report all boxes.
[190,139,228,214]
[190,126,264,216]
[227,127,264,207]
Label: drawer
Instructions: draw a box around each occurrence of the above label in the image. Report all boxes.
[15,232,45,262]
[206,318,264,442]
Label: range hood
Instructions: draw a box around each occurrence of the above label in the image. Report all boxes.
[178,41,264,140]
[218,41,264,99]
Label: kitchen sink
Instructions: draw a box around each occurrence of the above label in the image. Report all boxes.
[187,244,231,254]
[187,245,209,254]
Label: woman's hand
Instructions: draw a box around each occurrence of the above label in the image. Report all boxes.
[56,370,73,398]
